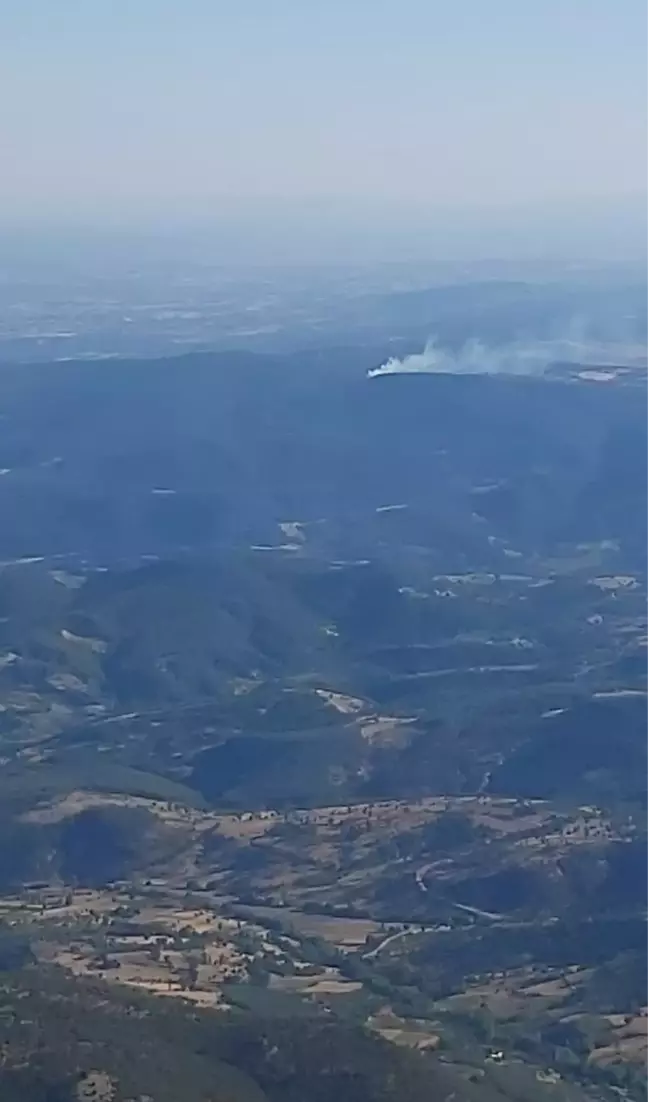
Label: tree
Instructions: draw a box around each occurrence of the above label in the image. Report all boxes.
[187,960,199,989]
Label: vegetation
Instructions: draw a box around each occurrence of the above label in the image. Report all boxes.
[0,356,643,1098]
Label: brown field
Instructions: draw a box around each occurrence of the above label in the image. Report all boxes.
[315,689,365,714]
[21,789,215,830]
[227,903,381,946]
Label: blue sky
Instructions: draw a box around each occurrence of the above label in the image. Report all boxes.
[1,0,645,223]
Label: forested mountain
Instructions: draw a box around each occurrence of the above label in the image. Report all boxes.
[0,350,644,1101]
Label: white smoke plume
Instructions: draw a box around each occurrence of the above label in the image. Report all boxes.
[368,336,646,378]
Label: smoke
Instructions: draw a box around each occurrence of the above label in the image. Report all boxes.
[368,335,646,378]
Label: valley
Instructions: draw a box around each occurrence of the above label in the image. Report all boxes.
[0,352,643,1101]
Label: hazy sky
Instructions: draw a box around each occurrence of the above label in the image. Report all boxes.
[1,0,645,226]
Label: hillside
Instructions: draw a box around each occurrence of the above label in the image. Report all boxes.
[0,351,644,1100]
[0,353,644,563]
